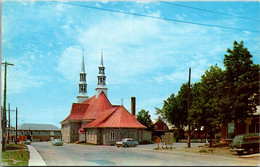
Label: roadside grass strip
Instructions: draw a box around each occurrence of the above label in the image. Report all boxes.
[1,144,29,166]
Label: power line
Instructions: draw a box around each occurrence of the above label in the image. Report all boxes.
[159,1,260,22]
[53,1,260,33]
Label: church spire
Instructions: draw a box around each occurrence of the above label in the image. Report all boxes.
[77,51,89,103]
[81,51,85,73]
[95,50,108,98]
[100,50,104,67]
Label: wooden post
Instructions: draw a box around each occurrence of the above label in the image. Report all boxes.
[21,136,23,157]
[15,108,18,144]
[187,67,191,148]
[7,103,10,144]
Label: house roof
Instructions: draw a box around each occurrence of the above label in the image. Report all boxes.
[62,92,113,123]
[82,106,147,129]
[81,92,113,120]
[18,123,60,131]
[62,103,89,121]
[153,118,169,131]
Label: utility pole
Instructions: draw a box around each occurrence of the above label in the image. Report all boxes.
[7,103,10,144]
[15,107,18,144]
[187,67,191,148]
[1,61,14,151]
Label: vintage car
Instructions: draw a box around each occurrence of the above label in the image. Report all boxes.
[229,133,260,155]
[23,139,31,145]
[52,139,63,146]
[116,138,138,148]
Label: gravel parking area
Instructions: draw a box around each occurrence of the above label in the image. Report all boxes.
[142,142,260,161]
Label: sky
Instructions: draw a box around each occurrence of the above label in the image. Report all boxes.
[2,1,260,128]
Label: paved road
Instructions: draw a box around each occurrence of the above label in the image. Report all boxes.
[32,142,259,166]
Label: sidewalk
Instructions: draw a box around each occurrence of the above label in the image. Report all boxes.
[27,145,46,166]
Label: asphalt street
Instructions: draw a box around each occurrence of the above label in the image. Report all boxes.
[32,142,259,166]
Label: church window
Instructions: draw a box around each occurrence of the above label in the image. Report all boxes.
[110,130,115,141]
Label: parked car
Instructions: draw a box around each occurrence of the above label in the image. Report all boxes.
[52,139,63,146]
[116,138,138,148]
[229,133,260,155]
[23,139,31,145]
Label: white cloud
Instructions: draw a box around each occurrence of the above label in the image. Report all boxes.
[56,10,234,88]
[2,55,52,95]
[55,46,83,82]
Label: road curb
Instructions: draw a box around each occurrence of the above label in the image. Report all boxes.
[239,153,260,158]
[27,145,47,166]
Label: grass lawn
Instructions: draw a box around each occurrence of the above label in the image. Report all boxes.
[1,143,29,166]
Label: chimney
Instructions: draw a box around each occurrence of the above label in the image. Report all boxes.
[131,97,136,116]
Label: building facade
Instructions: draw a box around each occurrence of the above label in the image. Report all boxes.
[61,51,147,144]
[153,117,169,137]
[220,106,260,143]
[10,123,61,142]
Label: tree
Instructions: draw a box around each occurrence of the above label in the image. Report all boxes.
[156,83,189,139]
[136,109,153,131]
[189,65,224,147]
[188,82,204,139]
[220,41,259,127]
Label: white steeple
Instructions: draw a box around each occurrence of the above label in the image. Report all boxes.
[77,51,89,103]
[95,51,108,98]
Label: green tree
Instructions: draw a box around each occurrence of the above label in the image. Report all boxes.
[220,41,259,127]
[136,109,153,131]
[189,65,224,147]
[156,83,189,139]
[189,82,204,139]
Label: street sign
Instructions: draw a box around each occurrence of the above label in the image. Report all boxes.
[156,137,161,143]
[156,137,161,149]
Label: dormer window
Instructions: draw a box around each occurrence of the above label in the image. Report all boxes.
[154,125,158,129]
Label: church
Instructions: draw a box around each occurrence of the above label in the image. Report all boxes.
[60,52,147,145]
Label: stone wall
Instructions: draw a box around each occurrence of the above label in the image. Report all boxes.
[70,122,82,143]
[143,130,152,141]
[101,128,143,145]
[61,123,70,143]
[61,122,82,143]
[85,129,98,144]
[83,128,144,145]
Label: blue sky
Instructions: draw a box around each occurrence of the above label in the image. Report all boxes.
[2,1,260,128]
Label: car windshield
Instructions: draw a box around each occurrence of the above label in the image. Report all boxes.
[233,135,243,143]
[55,139,61,142]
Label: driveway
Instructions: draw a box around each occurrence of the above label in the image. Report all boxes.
[31,142,259,166]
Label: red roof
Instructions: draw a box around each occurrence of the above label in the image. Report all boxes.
[62,92,113,122]
[82,106,147,129]
[81,92,113,120]
[62,103,89,121]
[153,119,169,131]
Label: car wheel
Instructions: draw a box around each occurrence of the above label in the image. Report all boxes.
[247,148,255,154]
[117,145,119,148]
[236,151,243,155]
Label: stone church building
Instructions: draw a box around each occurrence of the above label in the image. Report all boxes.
[61,52,147,145]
